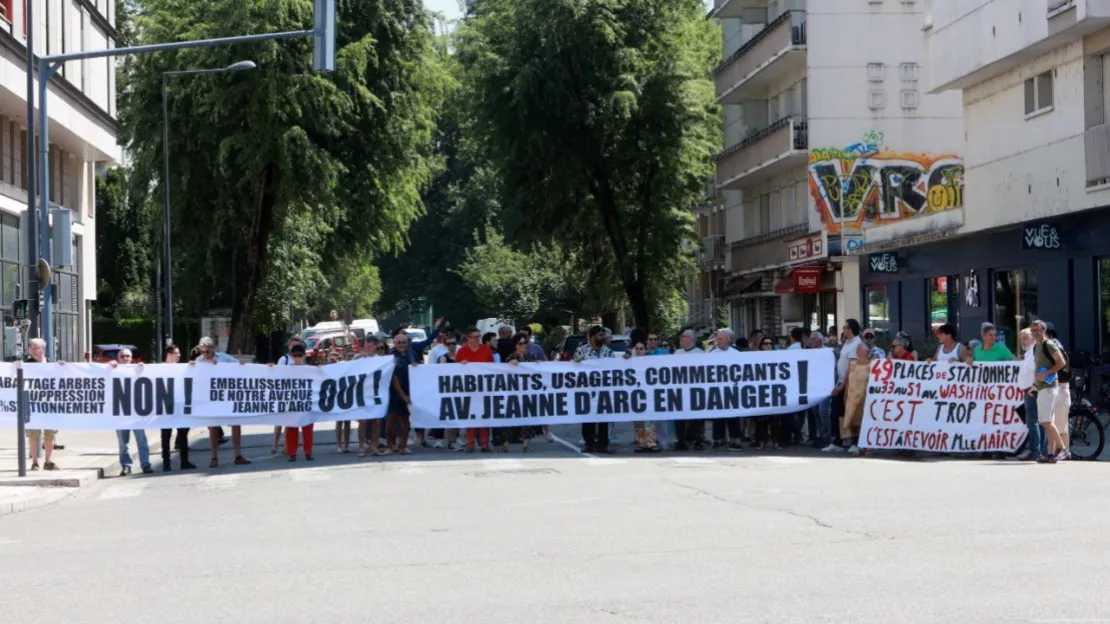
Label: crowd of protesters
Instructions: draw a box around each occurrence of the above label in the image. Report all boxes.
[19,312,1076,475]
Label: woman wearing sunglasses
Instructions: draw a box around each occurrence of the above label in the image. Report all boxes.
[502,333,543,452]
[752,338,783,450]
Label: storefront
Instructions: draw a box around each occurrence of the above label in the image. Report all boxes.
[857,207,1110,355]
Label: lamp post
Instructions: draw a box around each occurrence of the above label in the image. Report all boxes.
[160,60,256,348]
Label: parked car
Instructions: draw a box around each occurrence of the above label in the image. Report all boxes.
[305,331,359,364]
[93,344,144,364]
[557,334,630,360]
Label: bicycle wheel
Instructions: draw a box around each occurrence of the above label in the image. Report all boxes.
[1069,411,1106,461]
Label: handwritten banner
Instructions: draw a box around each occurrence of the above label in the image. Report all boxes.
[408,349,835,428]
[859,359,1027,453]
[0,358,395,430]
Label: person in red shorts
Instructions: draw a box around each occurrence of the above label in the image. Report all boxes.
[454,326,495,452]
[282,344,314,462]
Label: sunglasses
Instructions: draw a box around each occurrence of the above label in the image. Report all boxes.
[517,341,528,346]
[863,334,875,339]
[761,341,773,346]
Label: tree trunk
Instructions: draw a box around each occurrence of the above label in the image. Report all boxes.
[592,174,651,331]
[228,164,277,355]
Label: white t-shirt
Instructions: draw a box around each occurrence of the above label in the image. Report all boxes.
[837,336,861,385]
[428,344,449,364]
[675,346,704,356]
[787,342,802,350]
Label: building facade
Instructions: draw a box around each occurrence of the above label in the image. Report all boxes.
[707,0,963,342]
[0,0,119,360]
[861,0,1110,355]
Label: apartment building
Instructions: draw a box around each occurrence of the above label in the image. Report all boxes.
[873,0,1110,355]
[708,0,963,342]
[687,177,727,333]
[0,0,119,360]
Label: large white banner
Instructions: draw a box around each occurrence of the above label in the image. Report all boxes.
[858,359,1028,453]
[0,357,395,430]
[408,349,835,429]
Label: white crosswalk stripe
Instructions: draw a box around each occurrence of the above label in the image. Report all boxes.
[668,456,714,464]
[289,469,332,483]
[198,474,240,491]
[579,457,626,466]
[98,482,148,500]
[482,459,525,471]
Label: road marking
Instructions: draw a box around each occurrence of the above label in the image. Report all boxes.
[99,482,148,500]
[482,459,525,471]
[760,457,811,465]
[669,457,714,464]
[289,469,332,483]
[580,457,625,466]
[396,467,426,475]
[198,474,240,491]
[550,434,584,454]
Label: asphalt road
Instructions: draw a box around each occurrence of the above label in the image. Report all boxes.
[3,424,1109,624]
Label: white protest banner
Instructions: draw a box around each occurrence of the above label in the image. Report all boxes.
[858,359,1027,453]
[0,357,394,430]
[408,348,834,429]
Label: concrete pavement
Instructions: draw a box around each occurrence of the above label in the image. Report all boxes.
[1,422,1109,623]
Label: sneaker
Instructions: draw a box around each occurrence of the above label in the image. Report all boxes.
[711,440,726,450]
[848,444,861,456]
[120,465,132,476]
[433,440,446,450]
[180,461,197,470]
[727,442,744,452]
[577,439,587,447]
[141,466,154,474]
[1015,450,1034,461]
[822,444,844,453]
[673,441,690,451]
[1037,454,1058,464]
[1056,450,1069,461]
[448,440,467,452]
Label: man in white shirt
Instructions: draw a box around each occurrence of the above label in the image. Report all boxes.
[787,327,804,350]
[824,319,861,453]
[673,329,708,451]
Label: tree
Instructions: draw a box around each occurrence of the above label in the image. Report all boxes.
[95,167,154,318]
[118,0,448,351]
[457,0,720,330]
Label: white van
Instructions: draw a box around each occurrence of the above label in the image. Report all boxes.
[350,318,380,335]
[311,320,344,333]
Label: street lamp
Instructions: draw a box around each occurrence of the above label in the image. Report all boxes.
[160,60,257,348]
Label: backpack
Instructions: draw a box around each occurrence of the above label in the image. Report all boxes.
[1038,340,1071,384]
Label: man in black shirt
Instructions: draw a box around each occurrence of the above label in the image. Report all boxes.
[160,345,196,471]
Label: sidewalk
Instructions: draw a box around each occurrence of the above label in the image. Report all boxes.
[0,427,194,515]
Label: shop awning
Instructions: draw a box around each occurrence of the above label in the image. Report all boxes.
[775,266,826,294]
[722,275,762,297]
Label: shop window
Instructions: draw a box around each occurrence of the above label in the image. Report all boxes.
[992,268,1038,353]
[927,277,950,332]
[0,214,18,307]
[866,285,891,337]
[1098,260,1110,359]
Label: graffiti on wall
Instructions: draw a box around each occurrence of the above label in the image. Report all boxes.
[810,130,965,234]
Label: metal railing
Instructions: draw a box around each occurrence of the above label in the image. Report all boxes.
[698,234,726,267]
[713,10,806,99]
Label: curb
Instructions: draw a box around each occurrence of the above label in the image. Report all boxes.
[0,488,72,515]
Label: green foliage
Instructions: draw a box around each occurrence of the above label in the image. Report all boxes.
[457,229,540,323]
[457,0,720,330]
[95,167,154,319]
[118,0,449,350]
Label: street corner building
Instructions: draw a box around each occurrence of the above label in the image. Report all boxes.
[695,0,964,340]
[855,0,1110,358]
[0,0,119,361]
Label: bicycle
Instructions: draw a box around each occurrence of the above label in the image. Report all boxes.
[1063,356,1106,460]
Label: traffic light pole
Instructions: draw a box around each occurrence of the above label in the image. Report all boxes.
[29,2,334,360]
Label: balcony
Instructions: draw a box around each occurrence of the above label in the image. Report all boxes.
[714,10,806,104]
[715,116,807,190]
[697,234,726,268]
[1085,123,1110,187]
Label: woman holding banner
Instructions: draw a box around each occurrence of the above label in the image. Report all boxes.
[279,344,315,462]
[503,334,543,453]
[624,343,661,453]
[842,343,882,455]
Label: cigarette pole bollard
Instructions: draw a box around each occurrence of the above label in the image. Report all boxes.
[16,365,27,477]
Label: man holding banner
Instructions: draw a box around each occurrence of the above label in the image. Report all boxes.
[573,325,615,454]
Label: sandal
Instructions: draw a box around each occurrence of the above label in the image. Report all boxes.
[234,455,251,465]
[400,448,413,456]
[209,458,218,468]
[357,447,367,458]
[31,461,40,471]
[43,461,58,471]
[523,444,532,453]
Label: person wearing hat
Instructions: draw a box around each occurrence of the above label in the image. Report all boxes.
[282,344,315,462]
